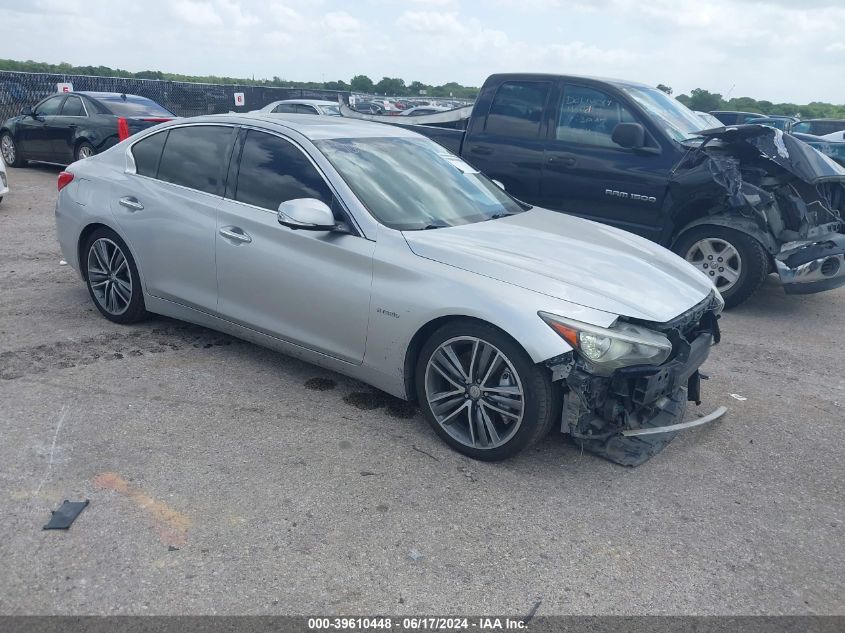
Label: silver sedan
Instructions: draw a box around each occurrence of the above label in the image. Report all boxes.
[55,114,724,463]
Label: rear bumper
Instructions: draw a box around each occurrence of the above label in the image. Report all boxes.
[776,233,845,294]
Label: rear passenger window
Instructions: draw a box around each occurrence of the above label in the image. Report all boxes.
[157,126,233,195]
[234,130,333,211]
[61,96,85,116]
[485,81,551,138]
[131,131,168,178]
[272,104,296,114]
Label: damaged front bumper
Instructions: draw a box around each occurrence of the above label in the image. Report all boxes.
[550,310,723,466]
[775,232,845,294]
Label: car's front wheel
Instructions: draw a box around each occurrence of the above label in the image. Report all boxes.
[1,132,25,167]
[674,226,769,309]
[83,228,149,324]
[415,320,557,461]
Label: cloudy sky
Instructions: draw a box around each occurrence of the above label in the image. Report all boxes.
[1,0,843,103]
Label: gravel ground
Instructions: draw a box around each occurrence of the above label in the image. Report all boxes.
[0,164,843,616]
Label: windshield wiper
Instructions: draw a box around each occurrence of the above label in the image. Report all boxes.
[488,211,521,220]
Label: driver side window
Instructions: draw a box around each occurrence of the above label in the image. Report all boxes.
[35,96,65,116]
[557,85,637,148]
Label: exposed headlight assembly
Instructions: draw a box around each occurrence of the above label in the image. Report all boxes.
[539,312,672,376]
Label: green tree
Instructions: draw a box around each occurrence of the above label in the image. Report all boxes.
[350,74,374,93]
[374,76,406,96]
[687,88,723,112]
[408,80,430,95]
[323,79,349,91]
[656,84,672,95]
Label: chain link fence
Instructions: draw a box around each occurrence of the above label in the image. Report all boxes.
[0,71,350,121]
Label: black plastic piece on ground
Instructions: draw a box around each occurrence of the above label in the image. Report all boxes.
[43,500,89,530]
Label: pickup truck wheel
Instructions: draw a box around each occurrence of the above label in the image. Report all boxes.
[416,320,557,461]
[674,226,768,309]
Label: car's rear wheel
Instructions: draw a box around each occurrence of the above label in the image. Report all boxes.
[415,320,557,461]
[75,141,95,161]
[674,226,769,309]
[83,228,148,324]
[1,132,25,167]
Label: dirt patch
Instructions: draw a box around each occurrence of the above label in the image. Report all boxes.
[343,390,418,419]
[0,322,243,380]
[304,377,337,391]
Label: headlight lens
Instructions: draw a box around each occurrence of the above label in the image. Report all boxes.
[539,312,673,375]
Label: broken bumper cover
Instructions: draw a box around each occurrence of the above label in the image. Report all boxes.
[562,330,721,466]
[776,233,845,294]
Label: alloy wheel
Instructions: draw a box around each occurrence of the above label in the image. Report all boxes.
[685,237,743,292]
[424,336,524,450]
[1,134,15,165]
[78,145,93,159]
[87,238,132,315]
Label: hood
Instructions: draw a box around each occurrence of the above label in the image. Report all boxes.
[403,208,714,323]
[698,124,845,184]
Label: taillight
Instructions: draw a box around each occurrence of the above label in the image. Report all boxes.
[141,118,172,123]
[117,117,130,141]
[58,171,74,192]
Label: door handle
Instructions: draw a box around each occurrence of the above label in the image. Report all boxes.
[470,145,493,156]
[548,155,576,167]
[219,226,252,243]
[118,196,144,211]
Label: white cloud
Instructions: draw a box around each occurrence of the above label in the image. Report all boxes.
[169,0,223,27]
[323,11,361,33]
[0,0,843,103]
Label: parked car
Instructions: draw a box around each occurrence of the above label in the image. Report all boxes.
[694,111,723,128]
[54,113,725,465]
[0,151,8,203]
[353,101,385,115]
[254,99,341,116]
[709,111,764,125]
[745,116,797,132]
[0,92,174,167]
[397,73,845,307]
[791,119,845,137]
[401,106,451,117]
[792,132,845,167]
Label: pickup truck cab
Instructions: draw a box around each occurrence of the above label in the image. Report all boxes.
[348,74,845,307]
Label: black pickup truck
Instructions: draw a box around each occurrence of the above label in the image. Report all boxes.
[343,74,845,307]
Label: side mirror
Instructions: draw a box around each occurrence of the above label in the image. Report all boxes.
[21,106,33,117]
[492,179,505,191]
[277,198,337,231]
[611,122,646,149]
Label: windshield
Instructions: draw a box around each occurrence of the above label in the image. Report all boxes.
[98,96,174,117]
[622,87,708,142]
[318,104,341,116]
[315,137,527,230]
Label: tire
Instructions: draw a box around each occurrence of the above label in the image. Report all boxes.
[75,141,95,162]
[82,228,149,324]
[1,132,26,167]
[673,226,769,309]
[415,320,557,461]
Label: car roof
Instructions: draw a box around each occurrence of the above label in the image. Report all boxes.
[486,72,654,90]
[271,99,338,106]
[161,113,419,140]
[74,91,154,100]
